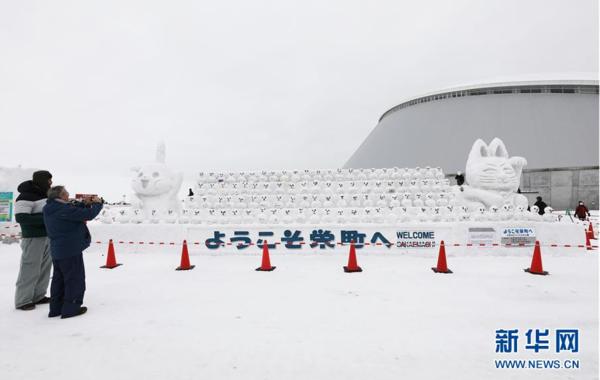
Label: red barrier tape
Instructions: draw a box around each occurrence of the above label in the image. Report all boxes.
[85,240,598,249]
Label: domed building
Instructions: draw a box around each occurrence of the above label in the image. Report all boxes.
[345,79,599,210]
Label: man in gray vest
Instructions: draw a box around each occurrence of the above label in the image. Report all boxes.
[14,170,53,310]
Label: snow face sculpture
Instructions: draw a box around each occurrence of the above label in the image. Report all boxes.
[454,138,528,211]
[130,142,183,220]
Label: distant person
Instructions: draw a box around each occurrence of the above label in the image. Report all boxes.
[534,196,547,215]
[43,186,103,319]
[188,188,194,197]
[14,170,53,311]
[574,201,590,221]
[455,171,465,186]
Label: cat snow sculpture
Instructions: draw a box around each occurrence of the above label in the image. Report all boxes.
[130,142,183,221]
[526,206,542,221]
[130,209,144,224]
[99,209,114,224]
[454,138,528,210]
[543,207,556,222]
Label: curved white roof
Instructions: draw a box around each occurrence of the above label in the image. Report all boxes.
[380,77,599,121]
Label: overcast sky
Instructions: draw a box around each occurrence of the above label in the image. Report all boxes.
[0,0,598,200]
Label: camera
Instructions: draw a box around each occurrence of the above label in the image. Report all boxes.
[73,193,104,205]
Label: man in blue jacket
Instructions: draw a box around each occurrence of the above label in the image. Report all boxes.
[43,186,103,319]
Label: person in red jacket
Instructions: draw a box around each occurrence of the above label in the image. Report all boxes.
[574,201,590,221]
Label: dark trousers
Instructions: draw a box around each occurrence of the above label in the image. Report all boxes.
[49,254,86,317]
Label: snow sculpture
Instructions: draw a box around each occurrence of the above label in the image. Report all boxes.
[131,142,183,221]
[130,209,144,224]
[527,206,542,221]
[543,207,556,222]
[116,209,130,224]
[165,209,178,224]
[99,209,113,224]
[472,206,487,222]
[454,138,528,210]
[499,204,514,221]
[178,209,191,224]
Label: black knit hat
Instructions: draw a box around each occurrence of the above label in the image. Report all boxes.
[32,170,53,192]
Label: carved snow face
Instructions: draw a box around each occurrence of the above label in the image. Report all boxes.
[131,163,179,196]
[545,207,554,214]
[465,138,527,192]
[516,205,526,212]
[490,206,499,213]
[478,206,486,214]
[502,204,512,212]
[531,205,540,213]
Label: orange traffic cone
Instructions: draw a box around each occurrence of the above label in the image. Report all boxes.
[524,241,548,275]
[101,239,122,269]
[176,240,195,271]
[586,230,593,251]
[588,222,595,240]
[432,240,452,273]
[343,241,362,273]
[256,241,276,271]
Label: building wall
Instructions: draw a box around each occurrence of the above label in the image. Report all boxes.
[519,167,599,210]
[446,166,599,210]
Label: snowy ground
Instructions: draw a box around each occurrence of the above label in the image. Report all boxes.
[0,243,597,380]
